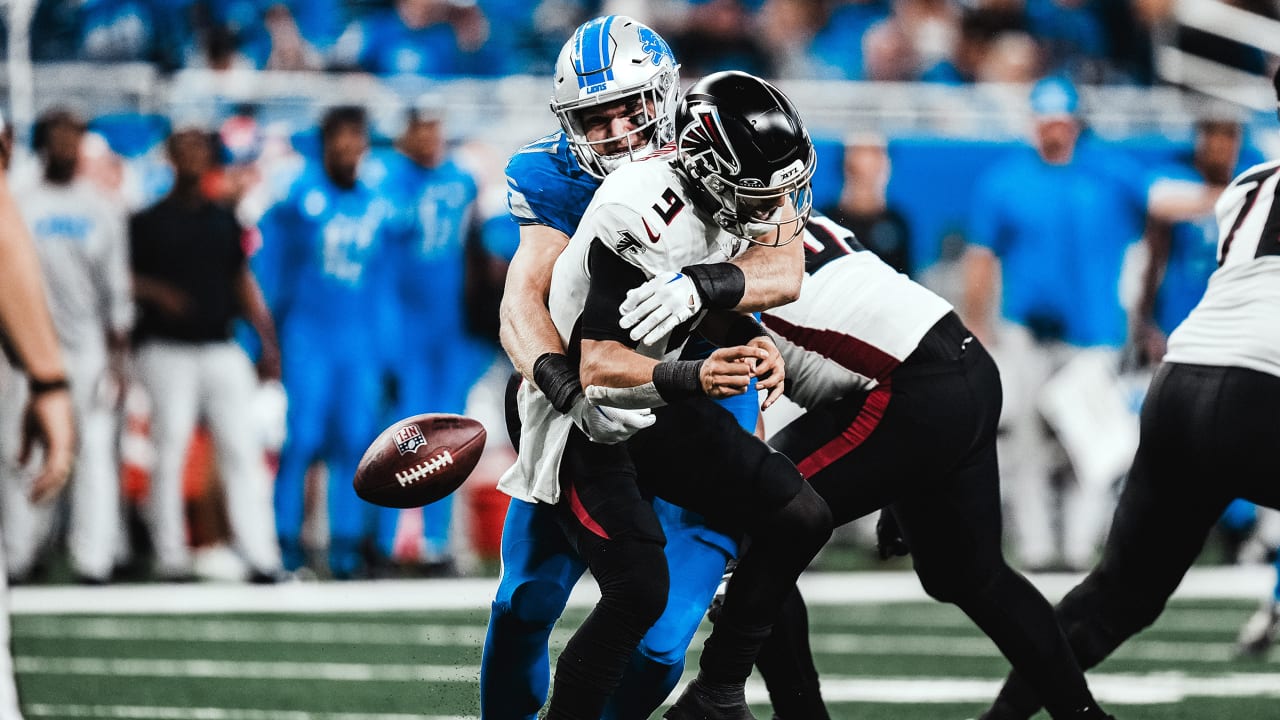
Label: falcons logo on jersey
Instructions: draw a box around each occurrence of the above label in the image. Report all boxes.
[679,104,740,177]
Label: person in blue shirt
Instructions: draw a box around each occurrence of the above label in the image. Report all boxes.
[253,106,397,579]
[371,98,480,571]
[1131,117,1244,361]
[962,76,1147,573]
[482,16,806,720]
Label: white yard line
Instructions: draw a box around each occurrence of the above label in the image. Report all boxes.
[15,657,478,682]
[9,566,1274,615]
[26,707,473,720]
[21,670,1280,711]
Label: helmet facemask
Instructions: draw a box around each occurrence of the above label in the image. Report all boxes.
[702,154,815,246]
[554,72,678,178]
[551,16,680,179]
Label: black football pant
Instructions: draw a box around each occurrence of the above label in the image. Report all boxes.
[544,396,833,720]
[766,313,1101,719]
[984,361,1280,719]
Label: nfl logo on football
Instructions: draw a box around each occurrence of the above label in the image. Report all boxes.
[394,424,426,455]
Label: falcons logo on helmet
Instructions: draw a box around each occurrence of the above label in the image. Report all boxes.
[680,104,740,177]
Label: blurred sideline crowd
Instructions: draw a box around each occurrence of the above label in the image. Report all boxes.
[16,0,1277,85]
[0,0,1279,587]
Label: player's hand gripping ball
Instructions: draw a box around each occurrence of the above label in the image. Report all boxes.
[354,413,487,508]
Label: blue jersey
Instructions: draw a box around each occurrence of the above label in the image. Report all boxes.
[254,164,395,348]
[374,153,478,322]
[1146,162,1220,334]
[334,10,461,76]
[505,132,601,238]
[968,140,1145,347]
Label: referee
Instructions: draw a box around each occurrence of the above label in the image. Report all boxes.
[980,66,1280,720]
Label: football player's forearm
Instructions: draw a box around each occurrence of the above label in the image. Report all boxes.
[730,237,803,311]
[501,225,570,381]
[500,291,564,382]
[579,339,658,391]
[0,189,65,380]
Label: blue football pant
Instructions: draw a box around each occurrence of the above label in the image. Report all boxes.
[274,329,384,577]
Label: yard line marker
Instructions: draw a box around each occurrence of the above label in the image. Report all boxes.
[26,707,474,720]
[10,566,1272,615]
[14,618,488,646]
[738,672,1280,704]
[15,657,479,682]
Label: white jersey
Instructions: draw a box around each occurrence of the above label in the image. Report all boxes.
[763,214,953,410]
[1165,159,1280,378]
[16,178,132,355]
[499,152,749,504]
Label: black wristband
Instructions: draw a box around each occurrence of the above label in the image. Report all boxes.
[681,263,746,310]
[652,359,705,403]
[28,376,70,396]
[532,353,583,414]
[725,313,771,345]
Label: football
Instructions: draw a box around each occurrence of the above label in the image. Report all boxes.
[354,413,487,509]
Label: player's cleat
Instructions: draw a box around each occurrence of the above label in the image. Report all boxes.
[664,676,756,720]
[1235,601,1279,659]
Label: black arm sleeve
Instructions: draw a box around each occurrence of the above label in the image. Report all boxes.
[581,239,648,348]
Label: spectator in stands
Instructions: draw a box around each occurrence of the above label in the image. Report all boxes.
[1,108,133,585]
[370,97,479,574]
[254,106,397,579]
[79,0,193,70]
[129,127,285,583]
[330,0,512,76]
[0,110,75,720]
[238,4,324,71]
[819,132,913,275]
[665,0,775,78]
[803,0,892,80]
[922,7,1026,83]
[864,0,958,80]
[962,77,1147,572]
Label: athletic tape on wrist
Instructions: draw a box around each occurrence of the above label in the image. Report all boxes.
[682,263,746,310]
[652,359,705,403]
[532,353,582,414]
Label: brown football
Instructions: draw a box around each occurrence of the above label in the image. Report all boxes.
[354,413,487,509]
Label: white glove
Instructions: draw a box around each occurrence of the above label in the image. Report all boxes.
[619,271,703,346]
[568,396,656,444]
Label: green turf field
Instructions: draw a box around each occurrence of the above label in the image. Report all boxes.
[8,578,1279,720]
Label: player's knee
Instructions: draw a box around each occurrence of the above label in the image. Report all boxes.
[755,477,833,554]
[639,600,703,664]
[503,580,575,628]
[1079,568,1167,637]
[591,539,670,630]
[916,556,1005,606]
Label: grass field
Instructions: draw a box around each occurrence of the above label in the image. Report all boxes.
[8,567,1279,720]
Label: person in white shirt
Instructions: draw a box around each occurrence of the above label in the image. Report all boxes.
[0,108,132,584]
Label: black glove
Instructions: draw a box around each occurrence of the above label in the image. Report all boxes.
[876,510,910,560]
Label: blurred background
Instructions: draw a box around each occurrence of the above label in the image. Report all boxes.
[0,0,1278,587]
[4,2,1280,719]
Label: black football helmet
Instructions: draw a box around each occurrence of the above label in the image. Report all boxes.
[675,71,815,246]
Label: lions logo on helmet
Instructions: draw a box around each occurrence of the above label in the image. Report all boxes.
[637,27,673,66]
[675,71,816,247]
[551,16,680,179]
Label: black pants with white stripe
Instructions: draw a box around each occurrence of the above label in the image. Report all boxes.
[985,361,1280,719]
[766,313,1103,719]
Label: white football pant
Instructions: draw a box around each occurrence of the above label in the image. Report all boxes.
[0,343,121,581]
[135,340,281,576]
[990,323,1116,571]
